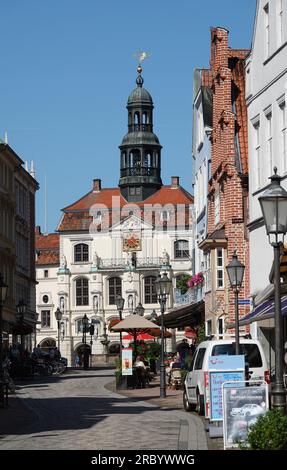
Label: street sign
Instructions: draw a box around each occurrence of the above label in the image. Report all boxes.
[238,299,250,305]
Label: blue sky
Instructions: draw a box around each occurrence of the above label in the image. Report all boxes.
[0,0,256,233]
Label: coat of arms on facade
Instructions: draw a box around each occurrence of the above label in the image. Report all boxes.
[123,233,141,251]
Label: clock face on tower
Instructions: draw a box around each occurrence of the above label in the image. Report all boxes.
[123,233,141,251]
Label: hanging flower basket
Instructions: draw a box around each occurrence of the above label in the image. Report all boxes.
[187,272,204,289]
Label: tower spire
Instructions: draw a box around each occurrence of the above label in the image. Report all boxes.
[119,59,162,202]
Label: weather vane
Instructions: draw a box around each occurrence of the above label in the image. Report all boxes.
[133,50,151,65]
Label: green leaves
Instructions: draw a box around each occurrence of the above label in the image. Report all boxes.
[240,410,287,450]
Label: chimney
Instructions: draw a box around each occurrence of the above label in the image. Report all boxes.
[93,179,102,192]
[35,226,42,236]
[171,176,180,188]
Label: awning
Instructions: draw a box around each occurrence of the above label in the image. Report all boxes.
[11,322,34,335]
[159,300,204,329]
[231,295,287,327]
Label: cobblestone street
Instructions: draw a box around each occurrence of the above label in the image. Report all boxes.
[0,369,207,450]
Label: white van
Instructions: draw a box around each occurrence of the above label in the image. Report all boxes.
[183,337,269,417]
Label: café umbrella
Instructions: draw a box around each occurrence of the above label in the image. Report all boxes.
[111,314,160,358]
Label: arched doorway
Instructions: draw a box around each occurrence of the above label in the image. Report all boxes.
[40,338,56,352]
[74,343,91,367]
[108,342,120,356]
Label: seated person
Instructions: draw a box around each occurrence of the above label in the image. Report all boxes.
[134,356,146,369]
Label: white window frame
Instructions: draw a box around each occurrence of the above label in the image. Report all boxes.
[217,317,224,339]
[264,3,270,58]
[277,0,284,46]
[216,248,224,289]
[253,119,261,188]
[214,191,220,225]
[204,251,211,292]
[41,310,51,328]
[278,99,287,173]
[265,110,273,178]
[205,319,212,337]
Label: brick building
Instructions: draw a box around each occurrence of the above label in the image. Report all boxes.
[198,27,250,335]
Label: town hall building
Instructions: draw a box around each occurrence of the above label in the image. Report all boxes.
[35,66,194,366]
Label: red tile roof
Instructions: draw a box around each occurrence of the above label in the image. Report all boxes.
[58,186,193,232]
[36,233,59,250]
[37,251,59,265]
[36,232,59,265]
[63,186,193,212]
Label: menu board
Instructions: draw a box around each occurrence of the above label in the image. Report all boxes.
[209,371,245,421]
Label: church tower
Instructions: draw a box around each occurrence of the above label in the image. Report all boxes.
[119,65,162,202]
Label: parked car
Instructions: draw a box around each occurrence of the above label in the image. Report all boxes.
[183,337,269,416]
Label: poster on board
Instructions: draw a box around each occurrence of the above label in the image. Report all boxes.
[121,348,133,376]
[222,382,268,449]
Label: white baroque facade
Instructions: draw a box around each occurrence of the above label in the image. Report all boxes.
[247,0,287,354]
[35,67,194,366]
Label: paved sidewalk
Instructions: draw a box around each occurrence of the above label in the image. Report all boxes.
[106,374,208,450]
[0,369,208,450]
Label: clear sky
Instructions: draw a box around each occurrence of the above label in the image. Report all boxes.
[0,0,256,233]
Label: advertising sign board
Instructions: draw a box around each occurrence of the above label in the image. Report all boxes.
[208,355,245,422]
[121,348,133,376]
[222,382,268,449]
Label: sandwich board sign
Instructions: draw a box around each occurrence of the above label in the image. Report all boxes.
[222,381,268,449]
[208,355,245,422]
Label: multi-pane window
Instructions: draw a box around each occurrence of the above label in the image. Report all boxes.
[15,181,28,220]
[16,234,29,272]
[41,310,51,328]
[74,243,89,263]
[76,278,89,306]
[253,120,261,187]
[279,101,287,173]
[204,251,211,292]
[266,112,273,177]
[217,317,224,339]
[216,248,224,289]
[174,240,189,259]
[264,3,270,57]
[108,277,122,305]
[144,276,157,304]
[214,191,220,225]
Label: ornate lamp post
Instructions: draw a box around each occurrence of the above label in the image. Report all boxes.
[54,307,63,354]
[82,314,90,369]
[115,295,125,366]
[156,273,172,398]
[226,251,245,355]
[259,167,287,414]
[0,273,8,405]
[16,300,27,348]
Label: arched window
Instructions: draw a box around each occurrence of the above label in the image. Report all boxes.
[144,153,152,167]
[76,278,89,306]
[109,277,122,305]
[144,276,157,304]
[134,112,140,124]
[74,243,89,263]
[174,240,189,259]
[142,112,149,124]
[130,150,141,168]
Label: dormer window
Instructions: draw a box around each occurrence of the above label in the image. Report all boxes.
[160,211,170,222]
[74,243,89,263]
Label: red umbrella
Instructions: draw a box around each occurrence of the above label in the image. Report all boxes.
[122,332,155,341]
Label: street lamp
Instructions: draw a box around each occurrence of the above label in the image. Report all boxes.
[115,295,125,366]
[155,272,172,398]
[259,167,287,414]
[54,307,63,354]
[226,251,245,355]
[16,300,27,348]
[0,273,8,406]
[82,314,90,369]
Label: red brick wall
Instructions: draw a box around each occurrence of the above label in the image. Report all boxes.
[204,27,250,330]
